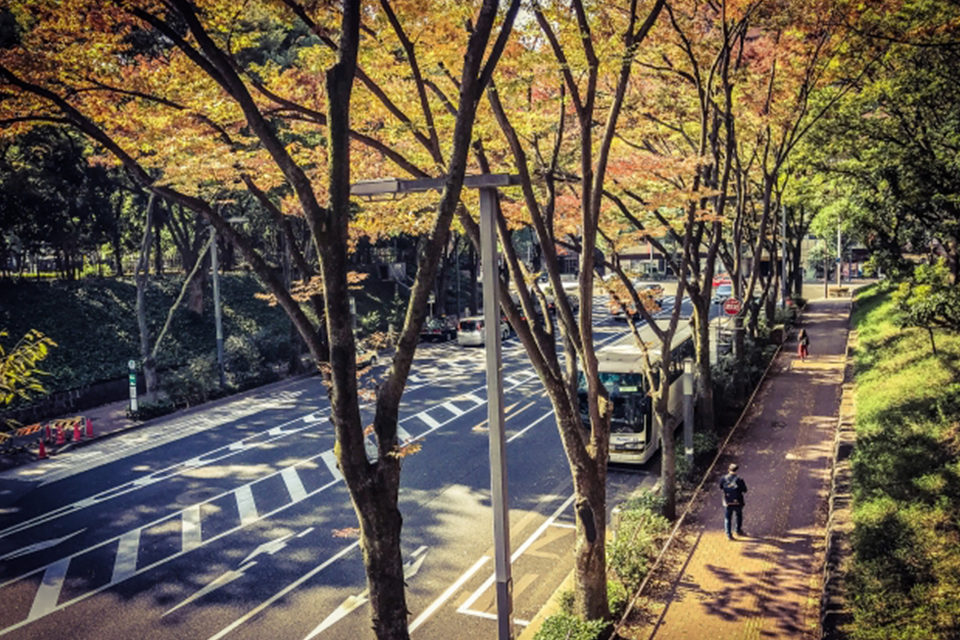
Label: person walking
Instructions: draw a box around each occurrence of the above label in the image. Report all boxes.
[797,328,810,361]
[719,462,748,540]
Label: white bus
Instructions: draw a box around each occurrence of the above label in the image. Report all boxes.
[578,321,695,464]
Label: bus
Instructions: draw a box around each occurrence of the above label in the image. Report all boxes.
[578,320,696,464]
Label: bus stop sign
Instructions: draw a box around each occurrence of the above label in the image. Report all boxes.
[723,297,742,316]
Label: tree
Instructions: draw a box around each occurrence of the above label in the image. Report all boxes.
[893,259,960,356]
[0,328,56,430]
[0,2,518,637]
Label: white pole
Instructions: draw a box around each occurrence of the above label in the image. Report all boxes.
[210,227,226,388]
[479,187,513,640]
[836,218,842,290]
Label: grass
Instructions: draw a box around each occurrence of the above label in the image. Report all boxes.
[845,284,960,640]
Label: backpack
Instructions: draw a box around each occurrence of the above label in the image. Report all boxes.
[721,474,743,506]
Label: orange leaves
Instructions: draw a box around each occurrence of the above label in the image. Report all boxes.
[332,527,360,539]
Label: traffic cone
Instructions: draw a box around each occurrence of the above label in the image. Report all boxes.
[37,438,48,459]
[73,420,83,442]
[85,417,94,439]
[56,425,65,445]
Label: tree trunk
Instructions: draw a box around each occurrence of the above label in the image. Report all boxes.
[572,458,608,619]
[135,193,159,402]
[693,299,716,431]
[657,387,677,520]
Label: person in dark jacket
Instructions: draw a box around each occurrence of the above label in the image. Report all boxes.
[719,462,748,540]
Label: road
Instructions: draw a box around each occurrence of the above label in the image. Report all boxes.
[0,294,687,640]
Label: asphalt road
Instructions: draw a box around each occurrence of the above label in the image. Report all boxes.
[0,294,682,640]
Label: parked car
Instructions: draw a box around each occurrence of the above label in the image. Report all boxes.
[457,315,511,346]
[419,316,457,342]
[712,283,733,304]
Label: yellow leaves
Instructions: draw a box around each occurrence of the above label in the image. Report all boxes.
[388,441,422,459]
[332,527,360,539]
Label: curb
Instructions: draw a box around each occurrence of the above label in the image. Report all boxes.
[3,371,320,473]
[820,328,858,637]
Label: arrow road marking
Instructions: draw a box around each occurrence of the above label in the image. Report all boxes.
[164,533,295,617]
[303,546,429,639]
[164,562,257,617]
[0,529,85,561]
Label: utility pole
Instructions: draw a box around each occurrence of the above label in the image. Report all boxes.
[210,226,226,389]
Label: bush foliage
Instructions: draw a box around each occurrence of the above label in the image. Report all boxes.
[0,275,292,407]
[846,285,960,640]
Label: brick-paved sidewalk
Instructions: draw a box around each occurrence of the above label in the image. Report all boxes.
[632,298,851,640]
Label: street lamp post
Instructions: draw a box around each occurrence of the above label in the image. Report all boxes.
[351,174,520,640]
[210,216,247,389]
[210,225,226,389]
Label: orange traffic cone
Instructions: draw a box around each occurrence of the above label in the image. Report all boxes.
[73,421,83,441]
[56,425,65,445]
[85,417,94,439]
[37,438,48,459]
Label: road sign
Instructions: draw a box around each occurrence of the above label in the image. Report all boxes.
[723,297,742,316]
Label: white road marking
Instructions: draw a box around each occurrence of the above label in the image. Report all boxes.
[507,410,555,444]
[458,494,576,616]
[0,529,85,561]
[0,476,343,637]
[235,485,258,528]
[462,392,485,405]
[281,466,308,502]
[242,534,293,565]
[441,402,464,416]
[416,412,441,429]
[182,505,202,553]
[457,609,530,626]
[206,540,360,640]
[27,557,69,621]
[397,426,413,443]
[164,561,256,617]
[111,529,141,583]
[320,450,343,481]
[409,556,489,633]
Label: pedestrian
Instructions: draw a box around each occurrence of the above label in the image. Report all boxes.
[797,328,809,361]
[719,462,748,540]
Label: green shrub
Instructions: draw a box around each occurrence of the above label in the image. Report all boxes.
[607,579,628,619]
[532,613,607,640]
[609,493,671,590]
[128,398,176,421]
[161,355,221,407]
[557,588,575,615]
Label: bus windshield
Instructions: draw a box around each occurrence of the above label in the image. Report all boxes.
[577,372,649,434]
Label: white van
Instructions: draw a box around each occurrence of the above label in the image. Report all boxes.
[457,316,511,346]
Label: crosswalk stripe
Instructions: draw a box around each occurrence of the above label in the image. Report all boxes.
[417,412,441,429]
[182,505,201,553]
[397,426,413,443]
[462,393,485,405]
[320,450,343,481]
[281,467,308,503]
[442,402,464,417]
[112,529,141,584]
[27,557,70,621]
[236,486,258,528]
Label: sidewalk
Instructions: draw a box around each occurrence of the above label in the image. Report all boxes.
[626,297,851,639]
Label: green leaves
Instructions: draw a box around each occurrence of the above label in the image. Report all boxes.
[0,328,57,407]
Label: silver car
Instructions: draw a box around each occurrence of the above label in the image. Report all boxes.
[457,316,511,346]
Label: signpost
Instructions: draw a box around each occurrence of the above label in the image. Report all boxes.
[127,359,138,413]
[723,297,742,316]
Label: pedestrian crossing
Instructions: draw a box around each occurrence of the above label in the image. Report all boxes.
[0,369,542,635]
